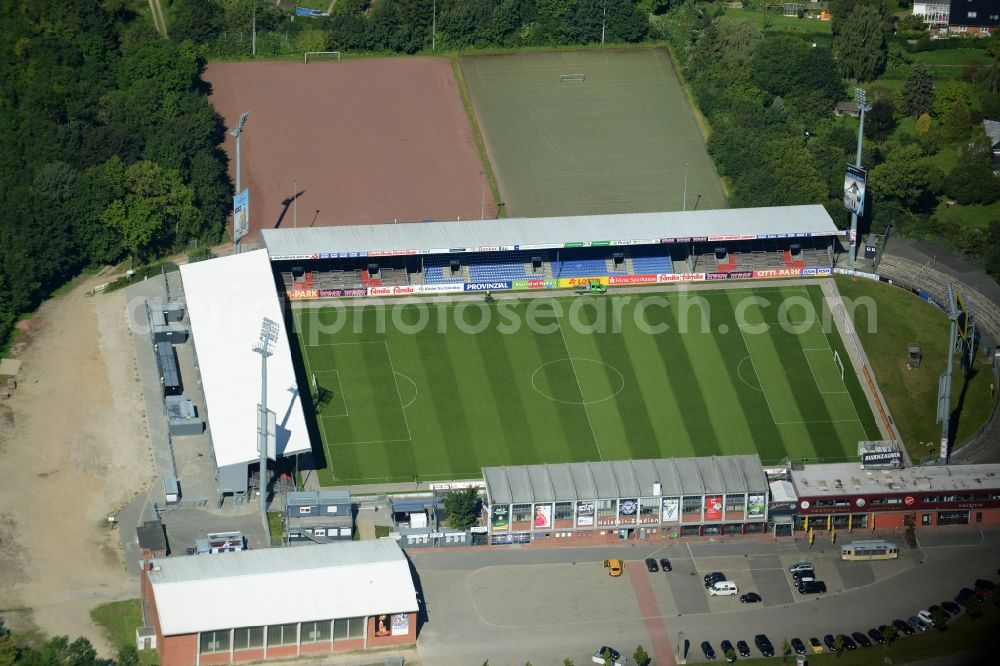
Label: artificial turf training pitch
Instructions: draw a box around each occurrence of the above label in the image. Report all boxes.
[293,285,881,486]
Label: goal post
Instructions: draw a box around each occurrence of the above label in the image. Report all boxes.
[304,51,342,64]
[833,350,845,381]
[559,73,585,83]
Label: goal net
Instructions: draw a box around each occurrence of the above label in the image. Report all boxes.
[833,350,845,381]
[304,51,342,64]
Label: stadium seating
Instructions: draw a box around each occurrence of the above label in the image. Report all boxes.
[422,256,466,285]
[630,246,674,275]
[552,248,628,279]
[467,251,533,282]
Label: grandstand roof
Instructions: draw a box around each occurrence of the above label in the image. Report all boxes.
[790,462,1000,498]
[148,539,417,635]
[260,205,839,260]
[483,455,768,505]
[179,250,310,468]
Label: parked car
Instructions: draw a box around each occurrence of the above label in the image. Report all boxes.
[660,558,672,572]
[592,646,625,665]
[892,619,916,636]
[736,640,751,657]
[797,580,827,594]
[704,572,726,587]
[739,592,762,603]
[908,615,930,632]
[789,561,814,573]
[975,578,996,598]
[942,601,961,616]
[928,604,950,619]
[701,641,716,661]
[720,640,736,663]
[956,587,976,606]
[808,637,824,653]
[645,558,659,573]
[839,635,857,651]
[790,637,806,655]
[823,635,838,652]
[754,634,774,657]
[867,628,886,644]
[792,570,815,583]
[851,632,871,648]
[604,559,624,577]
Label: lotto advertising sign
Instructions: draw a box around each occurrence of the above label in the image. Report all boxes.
[557,276,610,288]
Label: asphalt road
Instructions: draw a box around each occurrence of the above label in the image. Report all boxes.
[407,529,1000,665]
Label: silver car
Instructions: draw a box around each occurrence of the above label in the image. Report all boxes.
[789,561,815,573]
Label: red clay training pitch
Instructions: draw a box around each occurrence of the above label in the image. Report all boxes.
[205,58,495,235]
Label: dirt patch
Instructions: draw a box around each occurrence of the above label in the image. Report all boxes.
[204,57,493,235]
[0,278,154,655]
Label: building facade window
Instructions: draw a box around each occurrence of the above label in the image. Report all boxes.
[199,630,230,654]
[682,496,701,516]
[267,623,297,647]
[937,510,970,526]
[596,499,616,524]
[233,626,264,651]
[639,497,659,522]
[301,620,332,643]
[511,504,532,523]
[554,501,574,521]
[725,494,746,513]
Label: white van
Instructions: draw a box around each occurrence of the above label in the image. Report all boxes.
[709,581,739,596]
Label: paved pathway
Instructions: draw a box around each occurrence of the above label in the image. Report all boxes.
[626,560,676,666]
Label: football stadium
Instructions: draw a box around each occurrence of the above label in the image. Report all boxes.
[244,204,886,487]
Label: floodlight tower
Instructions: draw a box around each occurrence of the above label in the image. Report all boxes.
[849,88,872,270]
[230,112,249,194]
[253,317,279,536]
[936,284,960,463]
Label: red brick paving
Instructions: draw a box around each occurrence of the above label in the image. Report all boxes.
[626,560,677,666]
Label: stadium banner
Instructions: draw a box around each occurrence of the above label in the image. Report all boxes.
[705,271,752,280]
[753,268,803,279]
[618,499,638,519]
[533,504,552,529]
[661,498,680,523]
[391,613,409,637]
[833,267,880,281]
[491,505,509,531]
[557,276,610,288]
[233,189,249,242]
[512,278,556,290]
[705,496,723,522]
[368,285,419,296]
[286,288,368,300]
[800,267,834,277]
[368,249,420,257]
[464,281,512,292]
[843,164,867,217]
[576,501,595,526]
[418,283,465,294]
[709,234,756,242]
[748,493,766,518]
[656,272,706,283]
[609,274,658,285]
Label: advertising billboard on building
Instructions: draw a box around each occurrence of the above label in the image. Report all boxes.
[391,613,409,636]
[661,498,679,522]
[533,504,552,529]
[491,505,509,531]
[748,493,766,518]
[576,501,595,526]
[843,164,867,217]
[233,189,250,242]
[705,496,723,521]
[619,499,638,519]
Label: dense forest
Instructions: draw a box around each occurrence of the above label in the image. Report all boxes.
[0,1,231,351]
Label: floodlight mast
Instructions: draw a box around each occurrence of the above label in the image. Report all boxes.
[849,88,871,270]
[253,317,279,536]
[230,112,249,194]
[937,284,960,463]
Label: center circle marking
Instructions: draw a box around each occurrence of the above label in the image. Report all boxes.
[530,358,625,405]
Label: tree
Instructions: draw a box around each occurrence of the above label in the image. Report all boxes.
[633,645,650,666]
[724,645,737,663]
[933,80,969,117]
[916,112,933,135]
[171,0,223,43]
[782,637,792,661]
[117,644,141,666]
[931,607,948,630]
[945,163,1000,205]
[833,2,890,81]
[883,624,898,643]
[965,595,984,621]
[902,61,934,117]
[443,487,481,530]
[870,143,943,213]
[939,97,972,142]
[833,633,844,656]
[0,633,16,666]
[865,97,897,140]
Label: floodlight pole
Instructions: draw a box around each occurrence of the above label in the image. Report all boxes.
[480,170,486,220]
[602,2,607,44]
[849,88,870,270]
[683,163,689,211]
[432,0,436,50]
[253,318,279,537]
[230,112,249,194]
[292,178,298,228]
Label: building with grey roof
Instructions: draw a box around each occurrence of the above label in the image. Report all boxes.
[482,455,769,544]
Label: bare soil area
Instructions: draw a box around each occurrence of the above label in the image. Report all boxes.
[204,57,494,235]
[0,274,154,655]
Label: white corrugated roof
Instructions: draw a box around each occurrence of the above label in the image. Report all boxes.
[260,205,839,259]
[179,250,310,467]
[149,539,417,635]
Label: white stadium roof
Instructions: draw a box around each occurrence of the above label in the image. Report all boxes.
[179,249,310,468]
[260,205,840,259]
[148,539,417,635]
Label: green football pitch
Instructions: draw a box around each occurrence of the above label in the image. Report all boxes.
[292,285,880,486]
[460,48,728,217]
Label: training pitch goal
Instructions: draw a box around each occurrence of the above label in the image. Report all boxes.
[304,51,342,64]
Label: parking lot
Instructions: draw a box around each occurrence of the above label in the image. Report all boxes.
[408,529,1000,665]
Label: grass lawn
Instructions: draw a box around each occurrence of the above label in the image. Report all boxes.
[91,599,159,665]
[295,284,879,486]
[834,275,996,462]
[460,48,727,217]
[934,199,1000,231]
[723,9,833,37]
[267,511,284,546]
[717,597,1000,664]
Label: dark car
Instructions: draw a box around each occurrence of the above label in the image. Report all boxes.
[867,628,886,644]
[797,580,827,594]
[645,558,659,573]
[840,635,857,651]
[790,637,806,655]
[704,572,726,587]
[739,592,762,603]
[851,632,871,648]
[736,640,751,657]
[701,641,716,661]
[928,604,950,619]
[823,634,838,652]
[660,558,672,572]
[975,578,996,598]
[792,568,816,582]
[720,640,736,663]
[893,619,916,636]
[754,634,774,657]
[956,587,976,606]
[942,601,961,616]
